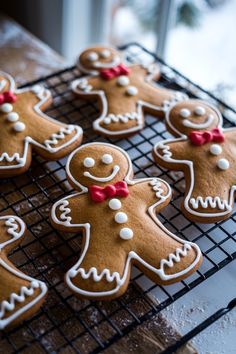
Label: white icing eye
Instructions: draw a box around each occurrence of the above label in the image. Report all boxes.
[179,108,191,118]
[210,144,222,155]
[87,51,99,62]
[195,106,206,116]
[1,103,13,113]
[13,122,25,132]
[83,157,95,168]
[119,227,133,240]
[100,49,111,58]
[217,158,229,170]
[102,154,113,164]
[7,112,19,122]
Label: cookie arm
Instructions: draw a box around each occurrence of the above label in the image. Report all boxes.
[135,65,187,110]
[51,193,88,231]
[24,87,83,159]
[0,215,25,252]
[130,178,171,212]
[71,75,102,97]
[153,138,190,169]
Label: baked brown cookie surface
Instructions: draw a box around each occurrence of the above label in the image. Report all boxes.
[0,71,83,178]
[153,99,235,223]
[51,142,202,300]
[71,45,188,137]
[0,215,47,330]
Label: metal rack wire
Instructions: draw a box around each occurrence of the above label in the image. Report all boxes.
[0,43,236,353]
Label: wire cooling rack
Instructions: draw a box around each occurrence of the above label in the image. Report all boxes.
[1,43,236,354]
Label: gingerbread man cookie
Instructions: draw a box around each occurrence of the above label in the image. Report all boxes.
[51,142,202,300]
[153,99,236,223]
[0,215,47,330]
[71,45,188,137]
[0,71,83,178]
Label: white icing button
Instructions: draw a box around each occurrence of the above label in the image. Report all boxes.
[120,227,133,240]
[195,106,206,116]
[100,49,111,58]
[115,212,128,224]
[102,153,113,164]
[13,122,25,132]
[7,112,19,122]
[179,108,190,118]
[217,158,230,170]
[210,144,222,156]
[83,157,95,168]
[31,85,42,94]
[1,103,13,113]
[87,51,98,62]
[117,75,130,86]
[109,198,121,210]
[126,86,138,96]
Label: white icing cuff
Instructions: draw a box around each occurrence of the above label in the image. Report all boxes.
[0,281,41,320]
[189,196,232,211]
[76,79,93,92]
[69,267,123,287]
[43,125,75,150]
[103,112,140,125]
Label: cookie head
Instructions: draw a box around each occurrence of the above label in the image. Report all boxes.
[67,143,131,189]
[167,100,222,136]
[78,46,122,73]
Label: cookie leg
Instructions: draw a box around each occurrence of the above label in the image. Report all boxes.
[65,231,131,300]
[184,184,234,223]
[134,227,202,285]
[0,138,32,178]
[0,216,47,330]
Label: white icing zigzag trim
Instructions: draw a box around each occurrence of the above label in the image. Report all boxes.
[68,243,193,288]
[155,142,173,161]
[76,267,122,286]
[43,125,75,150]
[103,112,140,125]
[5,217,21,237]
[0,215,25,250]
[58,200,72,224]
[76,78,93,92]
[150,178,166,198]
[160,244,192,271]
[162,92,188,112]
[0,152,24,164]
[190,196,232,211]
[0,281,39,319]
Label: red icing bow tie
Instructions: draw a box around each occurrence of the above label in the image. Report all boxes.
[0,91,17,105]
[89,181,129,202]
[100,64,130,80]
[189,128,224,146]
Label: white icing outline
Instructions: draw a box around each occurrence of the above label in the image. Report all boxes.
[72,51,188,136]
[153,100,236,219]
[51,142,201,298]
[0,215,47,329]
[0,71,83,172]
[83,165,120,182]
